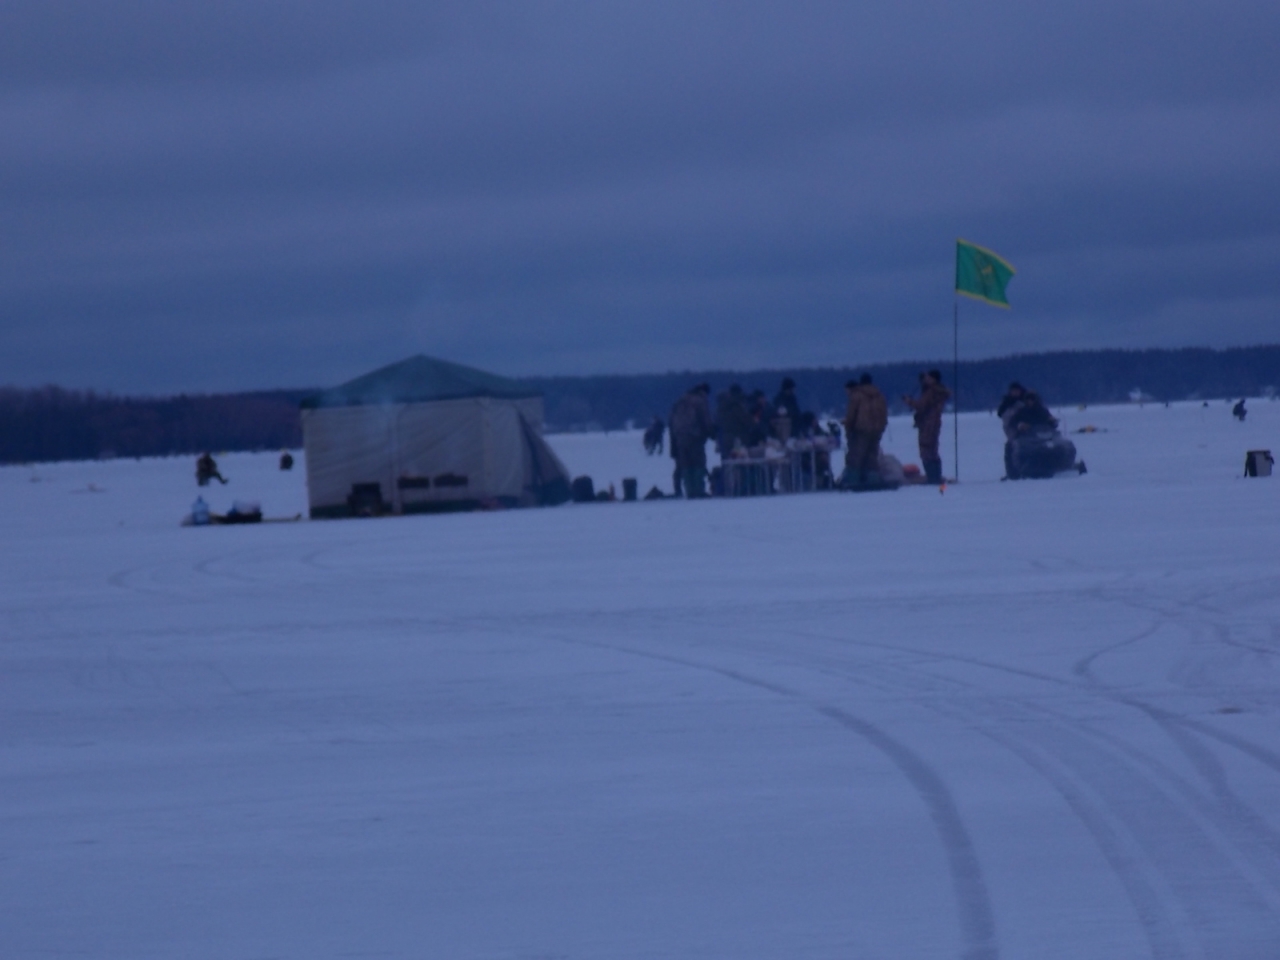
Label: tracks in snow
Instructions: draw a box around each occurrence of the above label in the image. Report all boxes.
[530,576,1280,960]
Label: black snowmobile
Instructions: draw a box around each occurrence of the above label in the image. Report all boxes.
[1004,427,1085,480]
[1000,391,1086,480]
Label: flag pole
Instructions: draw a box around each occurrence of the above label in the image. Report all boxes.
[953,296,959,482]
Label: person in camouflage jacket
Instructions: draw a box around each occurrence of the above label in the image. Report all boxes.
[842,374,888,486]
[669,383,714,497]
[904,369,950,484]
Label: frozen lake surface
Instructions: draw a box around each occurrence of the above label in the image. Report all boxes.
[4,400,1280,959]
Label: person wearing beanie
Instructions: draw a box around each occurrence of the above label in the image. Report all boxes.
[903,370,951,484]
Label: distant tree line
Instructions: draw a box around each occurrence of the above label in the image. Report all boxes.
[2,346,1278,464]
[531,345,1280,432]
[0,387,310,465]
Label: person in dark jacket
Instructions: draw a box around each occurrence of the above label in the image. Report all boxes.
[1233,399,1248,421]
[772,377,801,438]
[904,370,950,484]
[997,382,1025,429]
[669,383,714,497]
[643,416,665,455]
[196,452,227,486]
[1007,391,1057,435]
[997,382,1027,477]
[715,384,753,456]
[745,390,771,447]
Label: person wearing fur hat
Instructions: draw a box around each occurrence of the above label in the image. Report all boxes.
[903,369,950,484]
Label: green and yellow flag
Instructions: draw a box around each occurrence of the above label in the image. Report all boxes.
[955,239,1015,308]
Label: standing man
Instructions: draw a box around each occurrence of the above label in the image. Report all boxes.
[772,377,801,438]
[842,374,888,487]
[715,384,752,456]
[904,369,951,484]
[670,383,714,498]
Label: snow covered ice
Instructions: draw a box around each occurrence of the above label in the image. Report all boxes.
[4,401,1280,959]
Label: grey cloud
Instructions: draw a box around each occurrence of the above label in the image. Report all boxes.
[0,2,462,87]
[2,2,1279,391]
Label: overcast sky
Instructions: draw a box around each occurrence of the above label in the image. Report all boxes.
[3,2,1278,393]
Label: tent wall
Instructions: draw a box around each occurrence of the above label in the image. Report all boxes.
[302,396,561,518]
[393,399,490,510]
[480,401,526,501]
[301,406,394,516]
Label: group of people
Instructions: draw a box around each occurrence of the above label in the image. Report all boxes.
[713,378,830,454]
[659,371,954,497]
[664,378,828,497]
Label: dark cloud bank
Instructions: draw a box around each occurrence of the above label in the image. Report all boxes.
[3,2,1278,393]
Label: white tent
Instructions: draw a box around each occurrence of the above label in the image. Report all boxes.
[301,356,572,518]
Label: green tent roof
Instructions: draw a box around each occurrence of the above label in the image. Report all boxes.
[301,355,538,409]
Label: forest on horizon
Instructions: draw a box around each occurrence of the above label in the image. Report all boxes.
[2,345,1277,464]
